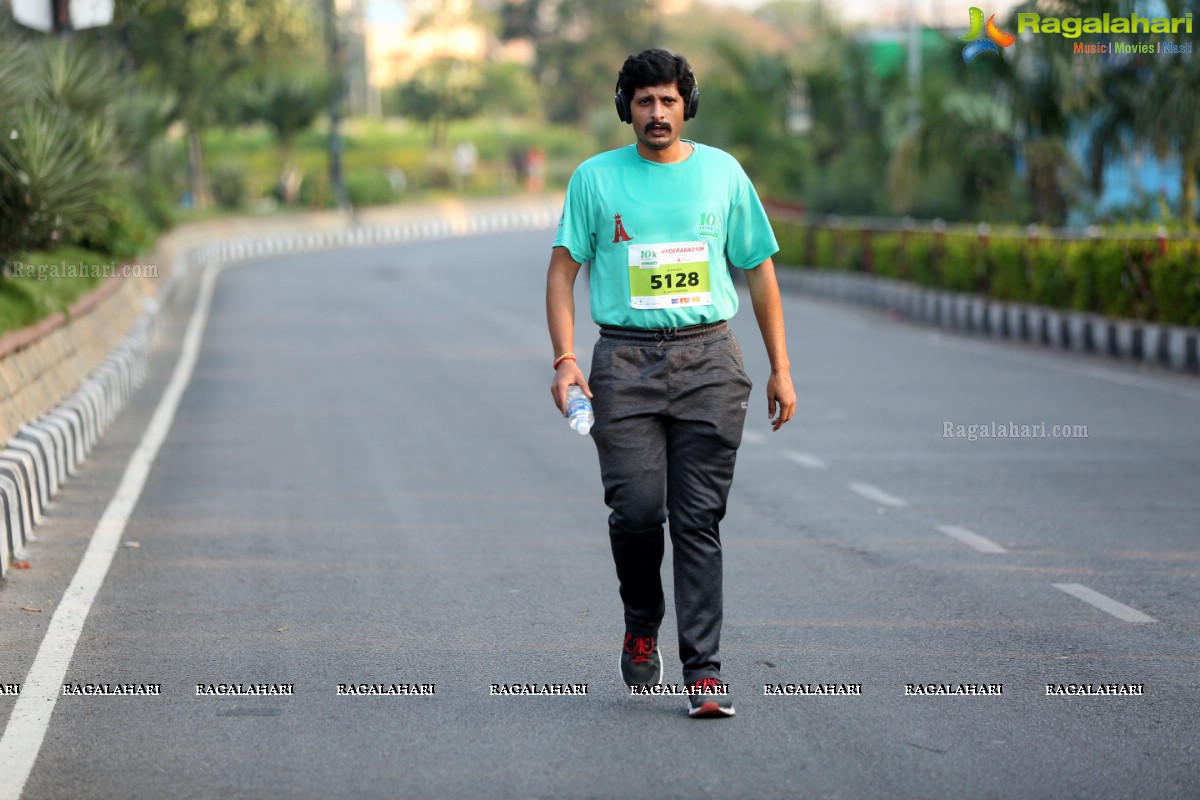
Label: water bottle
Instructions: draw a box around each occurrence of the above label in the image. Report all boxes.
[565,385,594,435]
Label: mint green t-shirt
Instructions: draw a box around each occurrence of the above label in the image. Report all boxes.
[553,141,778,329]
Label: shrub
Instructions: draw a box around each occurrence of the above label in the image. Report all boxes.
[767,217,1200,328]
[813,229,837,270]
[868,233,905,278]
[1065,239,1111,313]
[345,171,396,207]
[209,164,247,210]
[773,221,806,267]
[1027,241,1070,308]
[1091,240,1137,319]
[1120,241,1157,320]
[67,189,155,262]
[0,105,116,264]
[1151,243,1200,326]
[832,229,860,271]
[939,236,982,292]
[298,173,332,209]
[985,238,1028,302]
[0,40,131,269]
[903,234,939,287]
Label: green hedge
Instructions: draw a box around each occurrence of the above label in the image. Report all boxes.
[1152,242,1200,327]
[773,219,1200,326]
[1028,242,1069,308]
[868,233,904,279]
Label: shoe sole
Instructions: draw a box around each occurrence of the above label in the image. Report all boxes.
[619,648,663,689]
[688,701,736,718]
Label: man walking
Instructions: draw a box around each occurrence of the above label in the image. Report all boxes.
[546,48,795,718]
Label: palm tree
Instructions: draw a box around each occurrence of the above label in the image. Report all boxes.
[234,68,333,205]
[1047,0,1197,227]
[975,1,1086,225]
[690,41,808,197]
[886,71,1022,221]
[1133,17,1200,228]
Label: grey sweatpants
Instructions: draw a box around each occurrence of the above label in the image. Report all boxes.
[588,321,753,684]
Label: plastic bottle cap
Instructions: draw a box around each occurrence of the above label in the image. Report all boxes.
[577,422,591,435]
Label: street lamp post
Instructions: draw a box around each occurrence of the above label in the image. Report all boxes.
[324,0,349,212]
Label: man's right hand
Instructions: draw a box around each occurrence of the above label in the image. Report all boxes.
[551,361,592,415]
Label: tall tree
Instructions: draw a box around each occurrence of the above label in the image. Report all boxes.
[520,0,660,123]
[689,41,808,198]
[395,58,484,150]
[117,0,322,209]
[1131,0,1200,228]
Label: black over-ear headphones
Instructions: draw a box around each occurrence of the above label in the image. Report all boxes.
[614,66,700,124]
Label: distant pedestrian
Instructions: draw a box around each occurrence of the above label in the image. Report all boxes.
[509,146,528,189]
[545,48,795,718]
[386,166,407,195]
[525,146,545,193]
[453,141,477,191]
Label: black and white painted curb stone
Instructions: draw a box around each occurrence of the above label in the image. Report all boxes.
[0,309,159,576]
[774,268,1199,373]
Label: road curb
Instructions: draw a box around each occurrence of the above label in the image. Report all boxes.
[776,267,1200,374]
[0,309,157,577]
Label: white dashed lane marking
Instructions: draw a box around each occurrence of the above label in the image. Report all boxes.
[848,482,909,508]
[782,450,827,470]
[742,430,767,446]
[935,524,1009,554]
[1052,583,1157,623]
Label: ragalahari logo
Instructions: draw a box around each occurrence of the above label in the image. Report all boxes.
[961,7,1016,62]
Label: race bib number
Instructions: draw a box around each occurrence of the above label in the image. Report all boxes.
[628,242,713,310]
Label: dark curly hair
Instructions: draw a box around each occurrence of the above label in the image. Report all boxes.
[616,48,697,104]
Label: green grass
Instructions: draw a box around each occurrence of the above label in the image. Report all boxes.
[1,246,115,335]
[200,116,597,210]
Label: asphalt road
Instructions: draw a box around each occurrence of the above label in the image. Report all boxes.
[1,225,1198,799]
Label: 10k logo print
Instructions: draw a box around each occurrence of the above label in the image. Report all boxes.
[962,7,1015,62]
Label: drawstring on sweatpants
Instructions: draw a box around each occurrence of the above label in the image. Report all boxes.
[598,321,727,344]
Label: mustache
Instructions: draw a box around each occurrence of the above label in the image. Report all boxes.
[644,122,672,134]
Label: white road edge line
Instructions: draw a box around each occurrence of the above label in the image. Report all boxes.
[741,431,767,446]
[848,482,908,508]
[0,262,220,800]
[935,524,1009,554]
[782,450,827,470]
[1052,583,1157,623]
